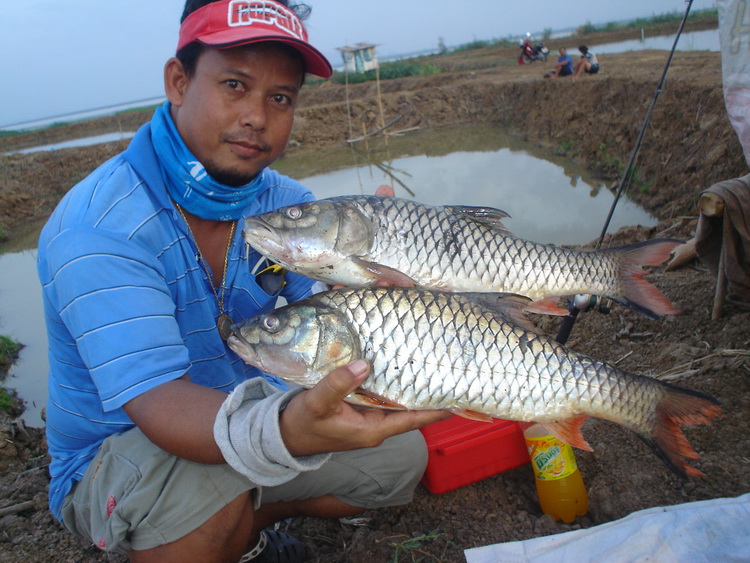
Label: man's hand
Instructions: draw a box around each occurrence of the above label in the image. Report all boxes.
[279,360,450,457]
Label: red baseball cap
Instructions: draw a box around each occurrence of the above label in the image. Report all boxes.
[177,0,333,78]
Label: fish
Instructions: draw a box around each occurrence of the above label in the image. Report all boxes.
[242,195,681,319]
[228,287,723,478]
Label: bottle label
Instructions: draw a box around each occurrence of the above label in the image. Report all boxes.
[525,434,578,481]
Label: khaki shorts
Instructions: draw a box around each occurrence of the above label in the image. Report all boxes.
[61,427,428,554]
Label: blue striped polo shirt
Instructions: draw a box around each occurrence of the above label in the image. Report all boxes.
[37,122,316,520]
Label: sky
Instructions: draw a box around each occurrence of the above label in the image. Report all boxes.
[0,0,717,128]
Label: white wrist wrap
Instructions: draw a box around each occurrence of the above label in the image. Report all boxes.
[213,378,331,486]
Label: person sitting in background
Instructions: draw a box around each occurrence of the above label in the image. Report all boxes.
[544,47,573,78]
[573,45,600,78]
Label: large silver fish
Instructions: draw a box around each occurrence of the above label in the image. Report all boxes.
[243,195,680,318]
[228,287,723,478]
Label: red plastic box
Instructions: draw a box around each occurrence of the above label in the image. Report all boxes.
[419,416,530,494]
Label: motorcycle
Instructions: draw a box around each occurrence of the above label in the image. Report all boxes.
[517,39,549,64]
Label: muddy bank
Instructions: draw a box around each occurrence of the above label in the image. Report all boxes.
[1,29,749,563]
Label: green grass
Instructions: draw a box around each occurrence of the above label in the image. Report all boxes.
[0,223,7,243]
[332,60,444,85]
[388,529,450,562]
[0,335,21,372]
[555,139,575,155]
[0,336,22,415]
[0,387,16,414]
[577,8,717,35]
[452,39,492,52]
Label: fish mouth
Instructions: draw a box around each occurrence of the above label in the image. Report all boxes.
[227,335,263,369]
[243,220,334,268]
[243,221,287,256]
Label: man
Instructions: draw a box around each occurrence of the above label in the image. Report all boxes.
[545,47,573,79]
[37,1,448,561]
[572,44,600,78]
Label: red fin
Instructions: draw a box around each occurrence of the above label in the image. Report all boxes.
[612,239,682,318]
[645,384,725,478]
[452,409,495,422]
[523,297,569,316]
[351,257,417,287]
[348,389,409,410]
[540,416,593,451]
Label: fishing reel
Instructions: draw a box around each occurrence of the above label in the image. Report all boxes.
[555,293,610,345]
[570,293,611,315]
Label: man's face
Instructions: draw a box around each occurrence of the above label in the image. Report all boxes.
[560,48,567,56]
[166,44,303,187]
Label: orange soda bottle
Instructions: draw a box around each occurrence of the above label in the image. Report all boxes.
[523,423,588,523]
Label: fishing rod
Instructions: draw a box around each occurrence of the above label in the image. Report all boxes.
[556,0,694,345]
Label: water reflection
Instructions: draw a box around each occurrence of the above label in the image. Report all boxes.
[274,126,655,246]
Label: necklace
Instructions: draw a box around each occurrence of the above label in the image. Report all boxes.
[174,201,237,340]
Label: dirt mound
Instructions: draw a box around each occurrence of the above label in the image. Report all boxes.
[1,30,749,562]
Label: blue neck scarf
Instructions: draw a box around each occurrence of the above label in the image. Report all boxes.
[151,102,264,221]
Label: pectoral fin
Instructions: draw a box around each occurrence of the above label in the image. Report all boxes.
[523,296,569,316]
[452,409,495,422]
[351,257,418,287]
[346,389,409,410]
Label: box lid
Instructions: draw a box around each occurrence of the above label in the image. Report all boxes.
[420,415,520,449]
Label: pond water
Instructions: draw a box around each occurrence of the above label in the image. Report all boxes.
[0,250,46,427]
[1,125,656,427]
[274,126,655,246]
[593,28,719,55]
[3,131,137,156]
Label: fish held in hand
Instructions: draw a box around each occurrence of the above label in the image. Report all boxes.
[228,288,723,478]
[243,195,680,319]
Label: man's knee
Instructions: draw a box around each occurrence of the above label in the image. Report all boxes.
[130,491,255,562]
[391,429,429,475]
[337,430,428,509]
[261,430,429,510]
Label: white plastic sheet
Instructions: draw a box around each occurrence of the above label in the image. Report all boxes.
[464,493,750,563]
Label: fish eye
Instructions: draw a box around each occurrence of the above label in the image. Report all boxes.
[285,206,302,220]
[262,315,281,332]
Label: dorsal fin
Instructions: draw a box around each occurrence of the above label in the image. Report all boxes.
[446,205,512,233]
[456,292,537,332]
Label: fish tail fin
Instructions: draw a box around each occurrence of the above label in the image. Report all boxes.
[609,239,682,319]
[640,383,725,479]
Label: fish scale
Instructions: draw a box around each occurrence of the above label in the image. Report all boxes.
[231,286,716,455]
[342,196,626,300]
[310,288,627,421]
[243,195,681,318]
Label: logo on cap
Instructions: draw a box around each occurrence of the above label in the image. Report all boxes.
[228,1,306,42]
